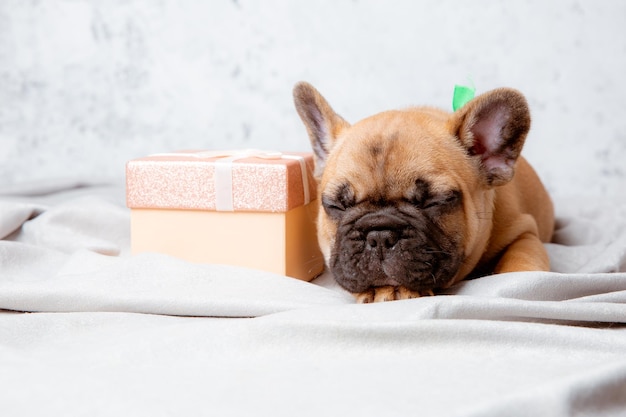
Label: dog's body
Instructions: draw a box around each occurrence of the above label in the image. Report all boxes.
[293,82,554,303]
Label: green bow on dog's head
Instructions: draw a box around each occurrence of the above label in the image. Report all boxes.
[452,83,476,111]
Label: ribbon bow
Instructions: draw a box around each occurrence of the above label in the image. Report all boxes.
[452,82,476,111]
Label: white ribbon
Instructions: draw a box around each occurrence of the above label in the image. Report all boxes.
[151,149,310,211]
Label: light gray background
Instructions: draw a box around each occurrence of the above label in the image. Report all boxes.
[1,0,625,197]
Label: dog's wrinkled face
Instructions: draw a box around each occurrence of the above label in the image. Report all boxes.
[325,183,465,293]
[317,111,476,293]
[293,82,530,295]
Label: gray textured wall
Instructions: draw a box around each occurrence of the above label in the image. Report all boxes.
[1,0,625,197]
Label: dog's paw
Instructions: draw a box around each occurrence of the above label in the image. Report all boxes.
[354,286,435,303]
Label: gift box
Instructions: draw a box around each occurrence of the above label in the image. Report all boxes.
[126,150,324,281]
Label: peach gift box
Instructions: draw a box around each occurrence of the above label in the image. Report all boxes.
[125,150,324,281]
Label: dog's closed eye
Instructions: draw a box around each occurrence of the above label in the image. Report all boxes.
[423,190,462,211]
[322,183,356,219]
[408,180,462,212]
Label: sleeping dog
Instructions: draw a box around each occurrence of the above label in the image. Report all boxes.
[293,82,554,303]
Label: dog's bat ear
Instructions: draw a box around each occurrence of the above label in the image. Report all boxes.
[452,88,531,187]
[293,82,350,178]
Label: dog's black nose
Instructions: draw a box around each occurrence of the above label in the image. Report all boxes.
[366,229,399,250]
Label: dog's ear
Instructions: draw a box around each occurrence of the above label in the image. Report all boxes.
[451,88,531,187]
[293,82,350,178]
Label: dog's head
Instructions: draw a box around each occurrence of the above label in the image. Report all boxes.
[293,82,530,293]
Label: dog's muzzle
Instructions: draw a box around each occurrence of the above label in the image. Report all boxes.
[329,208,462,293]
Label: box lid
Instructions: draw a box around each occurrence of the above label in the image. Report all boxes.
[126,150,316,212]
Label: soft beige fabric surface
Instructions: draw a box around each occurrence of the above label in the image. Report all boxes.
[1,181,625,416]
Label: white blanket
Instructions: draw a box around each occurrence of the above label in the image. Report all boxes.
[1,181,625,416]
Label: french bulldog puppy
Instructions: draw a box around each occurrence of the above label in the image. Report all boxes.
[293,82,554,303]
